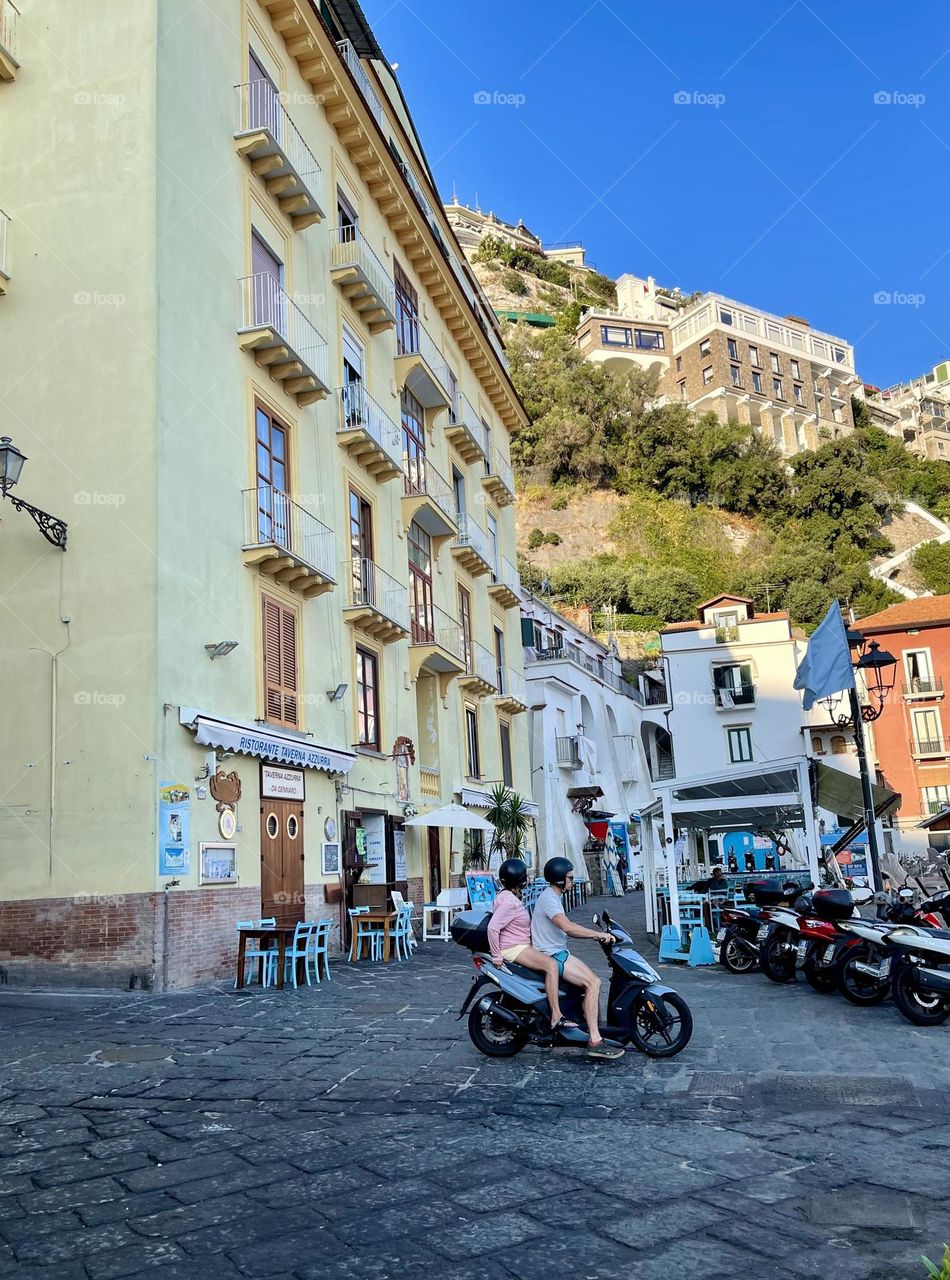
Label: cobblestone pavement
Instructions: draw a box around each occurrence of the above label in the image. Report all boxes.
[2,893,950,1280]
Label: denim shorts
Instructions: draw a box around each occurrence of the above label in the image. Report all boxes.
[551,949,570,977]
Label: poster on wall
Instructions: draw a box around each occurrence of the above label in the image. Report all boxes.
[393,827,406,881]
[159,782,190,876]
[362,814,387,884]
[200,842,237,885]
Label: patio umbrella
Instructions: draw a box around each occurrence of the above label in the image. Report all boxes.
[404,802,494,831]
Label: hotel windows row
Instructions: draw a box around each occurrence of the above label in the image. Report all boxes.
[600,324,665,350]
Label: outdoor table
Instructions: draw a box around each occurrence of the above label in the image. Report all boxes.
[235,926,300,990]
[349,908,398,963]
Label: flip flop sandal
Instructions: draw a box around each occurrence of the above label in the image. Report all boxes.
[551,1017,579,1032]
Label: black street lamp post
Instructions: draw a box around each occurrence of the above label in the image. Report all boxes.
[0,436,68,549]
[821,634,897,890]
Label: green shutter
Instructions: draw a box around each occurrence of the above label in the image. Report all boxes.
[520,617,536,646]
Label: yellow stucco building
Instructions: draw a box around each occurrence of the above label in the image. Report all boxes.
[0,0,529,987]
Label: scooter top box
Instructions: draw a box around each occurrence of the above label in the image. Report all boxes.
[450,909,491,951]
[744,879,787,907]
[810,888,855,921]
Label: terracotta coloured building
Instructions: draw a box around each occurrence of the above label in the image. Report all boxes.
[857,596,950,854]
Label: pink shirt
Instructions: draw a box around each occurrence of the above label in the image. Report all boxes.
[487,889,531,963]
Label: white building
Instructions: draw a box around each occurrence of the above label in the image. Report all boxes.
[636,595,890,931]
[520,594,653,882]
[862,361,950,461]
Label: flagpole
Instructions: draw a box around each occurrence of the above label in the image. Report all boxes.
[849,685,882,893]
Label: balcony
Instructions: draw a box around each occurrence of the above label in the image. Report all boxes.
[713,682,756,709]
[241,486,336,599]
[487,556,521,610]
[494,665,528,715]
[0,0,19,80]
[0,208,9,294]
[903,677,944,701]
[234,82,324,231]
[402,454,457,543]
[342,557,410,644]
[556,735,582,769]
[459,639,498,697]
[409,603,466,694]
[237,274,330,407]
[395,317,452,410]
[336,39,383,127]
[336,384,402,482]
[446,393,489,465]
[481,446,515,506]
[452,512,494,577]
[910,736,950,760]
[329,227,396,334]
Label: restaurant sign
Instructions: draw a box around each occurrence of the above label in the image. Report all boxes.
[183,710,357,775]
[261,765,305,801]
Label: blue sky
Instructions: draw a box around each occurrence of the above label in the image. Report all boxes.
[364,0,950,387]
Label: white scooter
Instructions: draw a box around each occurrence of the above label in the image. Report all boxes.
[883,923,950,1026]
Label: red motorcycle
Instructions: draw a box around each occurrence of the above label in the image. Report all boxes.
[758,887,874,989]
[717,879,811,974]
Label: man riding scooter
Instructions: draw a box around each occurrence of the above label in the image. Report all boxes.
[531,857,624,1059]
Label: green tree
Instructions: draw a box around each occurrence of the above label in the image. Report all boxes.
[913,541,950,594]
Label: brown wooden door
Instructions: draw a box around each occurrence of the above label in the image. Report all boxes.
[427,828,442,899]
[261,797,304,928]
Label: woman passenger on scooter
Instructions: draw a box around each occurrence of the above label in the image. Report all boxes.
[488,859,574,1034]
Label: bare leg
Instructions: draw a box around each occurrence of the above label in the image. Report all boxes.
[562,956,603,1043]
[511,946,566,1026]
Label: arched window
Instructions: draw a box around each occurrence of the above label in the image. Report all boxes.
[811,735,824,756]
[831,735,847,755]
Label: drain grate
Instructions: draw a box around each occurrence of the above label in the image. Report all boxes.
[763,1074,910,1107]
[804,1188,923,1228]
[687,1071,754,1098]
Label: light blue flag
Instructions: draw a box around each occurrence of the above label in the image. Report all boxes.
[793,600,855,711]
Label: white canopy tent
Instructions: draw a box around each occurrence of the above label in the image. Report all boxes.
[404,803,495,831]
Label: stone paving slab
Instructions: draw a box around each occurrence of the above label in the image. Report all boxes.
[1,892,949,1277]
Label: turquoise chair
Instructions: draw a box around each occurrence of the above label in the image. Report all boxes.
[235,919,278,988]
[676,892,706,949]
[309,918,332,983]
[390,905,413,961]
[348,906,383,961]
[277,921,315,989]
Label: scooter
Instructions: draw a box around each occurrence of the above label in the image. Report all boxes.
[834,886,950,1006]
[453,907,693,1059]
[757,886,874,986]
[882,923,950,1025]
[718,879,812,975]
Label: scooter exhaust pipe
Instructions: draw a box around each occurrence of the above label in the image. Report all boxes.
[477,995,525,1028]
[852,960,886,979]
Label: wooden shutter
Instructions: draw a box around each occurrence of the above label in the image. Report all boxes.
[263,595,298,727]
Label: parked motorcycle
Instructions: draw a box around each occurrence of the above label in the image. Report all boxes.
[717,879,811,975]
[757,886,874,986]
[834,886,950,1005]
[453,907,693,1058]
[883,923,950,1025]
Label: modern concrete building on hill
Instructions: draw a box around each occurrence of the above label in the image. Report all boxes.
[863,361,950,461]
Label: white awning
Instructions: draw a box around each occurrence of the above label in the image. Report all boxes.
[459,785,539,817]
[179,707,357,775]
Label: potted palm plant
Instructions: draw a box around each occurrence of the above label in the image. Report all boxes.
[485,784,533,870]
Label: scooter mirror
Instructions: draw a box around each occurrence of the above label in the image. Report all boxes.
[592,914,600,927]
[852,888,875,906]
[899,888,915,901]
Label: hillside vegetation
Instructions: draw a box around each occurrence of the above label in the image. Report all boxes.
[504,323,950,629]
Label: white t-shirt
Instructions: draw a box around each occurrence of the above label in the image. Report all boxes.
[531,887,569,955]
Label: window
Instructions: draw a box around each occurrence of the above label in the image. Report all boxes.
[493,625,506,692]
[635,329,665,350]
[601,325,632,347]
[262,594,298,728]
[408,520,433,643]
[914,709,943,753]
[714,663,754,706]
[790,359,801,380]
[727,726,753,763]
[394,260,419,355]
[719,307,734,326]
[349,487,373,603]
[248,51,278,132]
[678,380,687,401]
[401,388,426,492]
[341,326,365,426]
[337,187,358,235]
[749,345,760,366]
[487,511,499,579]
[702,366,713,386]
[773,378,784,399]
[699,338,711,358]
[770,352,780,374]
[923,785,950,815]
[355,646,380,750]
[905,649,934,691]
[730,364,742,387]
[830,735,847,755]
[250,232,283,328]
[793,383,804,405]
[452,466,466,518]
[465,705,481,779]
[675,355,682,372]
[255,404,290,545]
[447,367,459,423]
[811,734,825,756]
[752,371,763,394]
[499,721,513,788]
[727,337,738,360]
[833,346,846,364]
[458,585,473,669]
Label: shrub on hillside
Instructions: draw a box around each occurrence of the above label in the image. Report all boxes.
[501,268,527,296]
[912,541,950,594]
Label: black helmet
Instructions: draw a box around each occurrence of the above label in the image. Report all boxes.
[544,856,574,888]
[498,858,528,891]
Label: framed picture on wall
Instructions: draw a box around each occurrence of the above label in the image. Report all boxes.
[200,842,237,885]
[322,842,341,876]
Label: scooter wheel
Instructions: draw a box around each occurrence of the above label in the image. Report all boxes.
[835,944,889,1006]
[891,965,950,1027]
[802,953,837,994]
[629,991,693,1058]
[720,932,757,974]
[759,931,796,984]
[467,1001,529,1057]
